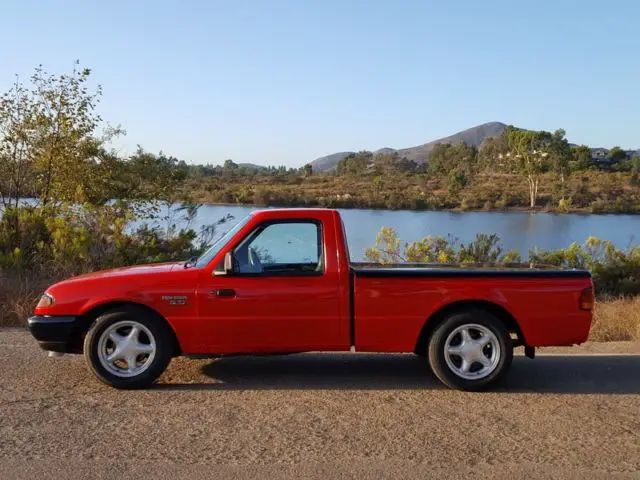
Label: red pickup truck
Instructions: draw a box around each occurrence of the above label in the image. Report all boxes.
[28,208,594,391]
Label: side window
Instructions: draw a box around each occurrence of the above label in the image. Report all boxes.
[233,221,322,275]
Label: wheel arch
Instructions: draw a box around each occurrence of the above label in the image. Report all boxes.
[414,299,525,355]
[68,301,182,356]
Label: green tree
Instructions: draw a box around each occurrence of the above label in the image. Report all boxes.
[426,143,449,174]
[507,129,552,208]
[0,62,125,209]
[0,76,36,209]
[223,159,238,169]
[478,126,514,171]
[630,155,640,185]
[372,175,383,195]
[608,146,628,163]
[571,145,593,171]
[393,156,418,173]
[428,143,478,175]
[124,147,188,203]
[549,129,571,202]
[447,168,468,194]
[28,62,124,206]
[336,151,372,175]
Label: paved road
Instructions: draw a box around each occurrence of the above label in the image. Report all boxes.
[1,330,639,479]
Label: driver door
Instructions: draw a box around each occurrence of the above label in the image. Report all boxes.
[197,219,347,353]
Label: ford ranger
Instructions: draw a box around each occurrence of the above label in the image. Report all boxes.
[28,208,594,391]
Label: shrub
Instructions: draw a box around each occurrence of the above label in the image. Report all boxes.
[253,188,270,206]
[0,204,225,278]
[366,228,640,298]
[458,234,503,263]
[557,198,570,213]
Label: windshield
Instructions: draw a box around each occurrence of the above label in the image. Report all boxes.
[194,214,252,268]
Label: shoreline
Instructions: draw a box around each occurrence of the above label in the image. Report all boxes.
[8,197,639,216]
[189,200,640,216]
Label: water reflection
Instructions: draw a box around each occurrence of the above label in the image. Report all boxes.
[179,205,640,261]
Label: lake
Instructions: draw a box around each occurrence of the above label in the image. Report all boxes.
[161,205,640,261]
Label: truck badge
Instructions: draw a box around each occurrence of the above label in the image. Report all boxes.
[162,295,188,305]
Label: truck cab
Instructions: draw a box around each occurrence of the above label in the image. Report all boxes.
[195,209,352,355]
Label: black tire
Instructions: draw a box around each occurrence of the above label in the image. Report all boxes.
[427,309,513,391]
[83,306,174,389]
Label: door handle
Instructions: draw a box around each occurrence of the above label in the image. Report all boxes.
[212,288,236,298]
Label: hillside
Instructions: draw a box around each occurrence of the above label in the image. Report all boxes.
[235,125,637,173]
[310,121,508,172]
[396,121,507,163]
[308,151,355,172]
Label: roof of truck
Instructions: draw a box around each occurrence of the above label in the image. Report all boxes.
[251,207,338,215]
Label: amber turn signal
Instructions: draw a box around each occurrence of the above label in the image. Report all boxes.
[36,293,55,309]
[579,287,594,311]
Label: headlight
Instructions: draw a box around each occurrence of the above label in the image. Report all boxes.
[36,293,55,308]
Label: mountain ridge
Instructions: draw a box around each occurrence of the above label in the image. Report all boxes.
[223,123,639,172]
[310,121,508,172]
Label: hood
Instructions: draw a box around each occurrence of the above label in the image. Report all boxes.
[58,261,184,284]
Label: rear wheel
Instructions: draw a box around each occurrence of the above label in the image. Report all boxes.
[427,309,513,391]
[83,306,174,389]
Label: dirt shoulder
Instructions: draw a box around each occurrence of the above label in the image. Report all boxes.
[1,330,640,479]
[538,341,640,354]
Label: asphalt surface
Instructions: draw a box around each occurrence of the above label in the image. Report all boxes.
[1,330,640,479]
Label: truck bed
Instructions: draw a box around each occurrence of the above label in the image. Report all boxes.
[351,263,592,278]
[350,262,593,353]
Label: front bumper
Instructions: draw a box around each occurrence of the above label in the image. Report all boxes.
[27,315,79,353]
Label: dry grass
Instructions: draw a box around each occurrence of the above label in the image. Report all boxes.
[2,276,640,342]
[590,297,640,342]
[0,276,49,328]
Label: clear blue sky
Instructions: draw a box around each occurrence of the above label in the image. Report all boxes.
[1,0,638,166]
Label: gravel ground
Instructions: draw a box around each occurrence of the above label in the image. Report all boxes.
[1,330,640,479]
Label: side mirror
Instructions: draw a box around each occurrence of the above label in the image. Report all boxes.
[214,251,235,276]
[223,251,235,274]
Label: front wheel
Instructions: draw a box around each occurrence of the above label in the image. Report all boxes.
[427,310,513,391]
[83,306,174,389]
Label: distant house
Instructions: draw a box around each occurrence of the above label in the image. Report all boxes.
[591,149,610,165]
[590,148,639,167]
